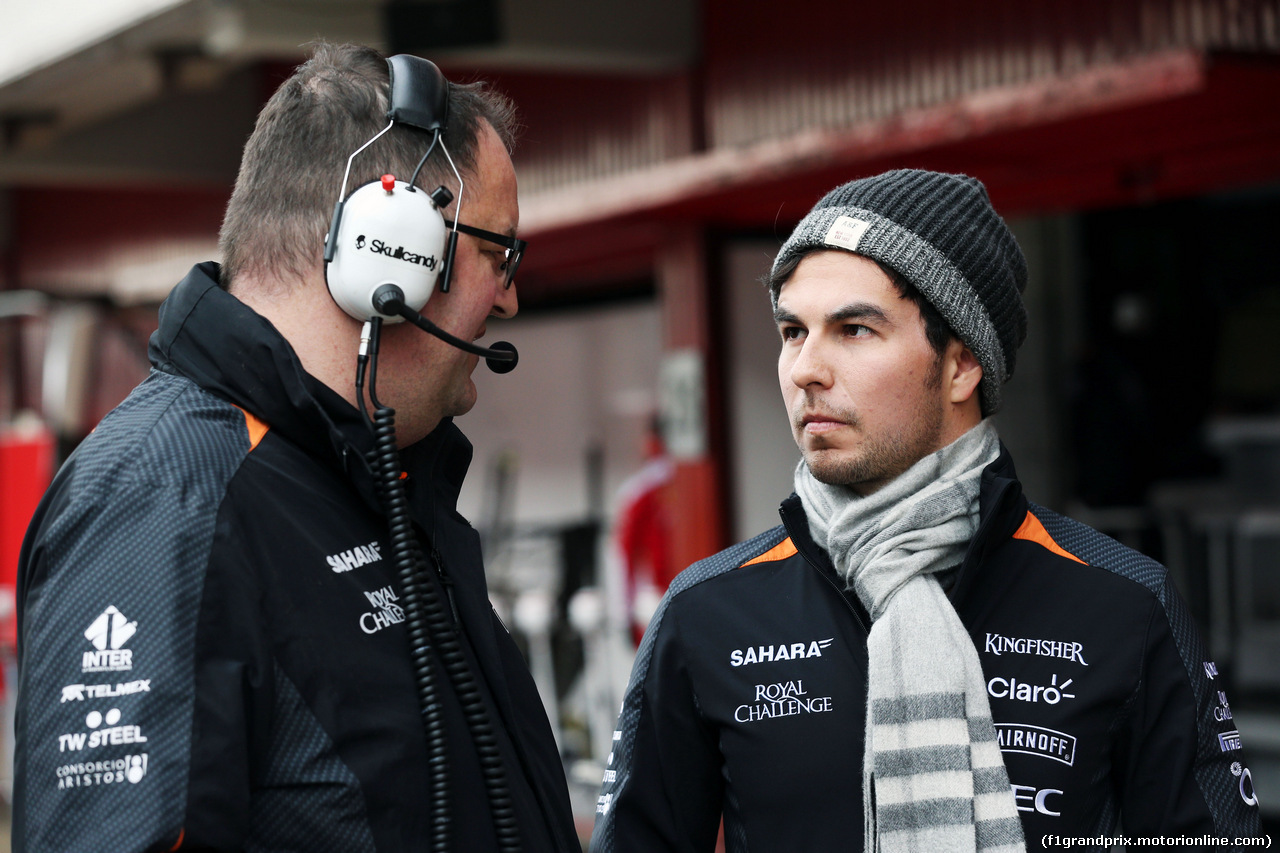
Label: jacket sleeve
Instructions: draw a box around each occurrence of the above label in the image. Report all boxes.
[13,394,260,853]
[1113,575,1262,843]
[589,593,724,853]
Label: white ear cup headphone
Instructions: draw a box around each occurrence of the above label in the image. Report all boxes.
[325,175,448,322]
[318,56,515,371]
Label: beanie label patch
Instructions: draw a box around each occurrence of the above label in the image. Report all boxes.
[823,216,871,253]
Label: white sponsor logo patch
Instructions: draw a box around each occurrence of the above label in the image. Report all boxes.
[995,723,1077,766]
[983,633,1088,666]
[823,216,872,252]
[56,753,148,789]
[58,708,148,753]
[1204,660,1219,680]
[61,680,151,703]
[327,541,383,573]
[1218,730,1243,752]
[734,679,834,723]
[730,638,833,667]
[359,585,405,634]
[987,673,1076,705]
[82,606,137,673]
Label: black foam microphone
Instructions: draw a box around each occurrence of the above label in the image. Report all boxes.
[485,341,518,374]
[371,284,518,370]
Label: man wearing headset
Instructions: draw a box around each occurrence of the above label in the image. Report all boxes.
[591,170,1263,852]
[14,43,578,852]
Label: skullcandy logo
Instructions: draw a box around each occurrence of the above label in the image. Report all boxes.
[354,235,437,269]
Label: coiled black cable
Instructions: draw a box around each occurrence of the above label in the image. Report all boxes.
[361,317,522,853]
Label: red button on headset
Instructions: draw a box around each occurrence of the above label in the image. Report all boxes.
[381,174,396,192]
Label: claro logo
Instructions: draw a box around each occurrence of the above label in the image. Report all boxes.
[354,235,437,269]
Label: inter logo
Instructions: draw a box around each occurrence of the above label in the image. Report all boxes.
[82,606,137,673]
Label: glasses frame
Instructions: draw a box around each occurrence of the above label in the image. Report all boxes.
[445,219,526,289]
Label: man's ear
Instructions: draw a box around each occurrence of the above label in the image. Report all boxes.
[945,339,984,405]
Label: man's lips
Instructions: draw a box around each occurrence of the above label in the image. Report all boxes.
[799,412,848,435]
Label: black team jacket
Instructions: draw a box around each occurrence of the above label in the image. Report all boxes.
[15,262,579,852]
[591,447,1263,852]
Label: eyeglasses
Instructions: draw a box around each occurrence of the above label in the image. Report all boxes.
[445,220,526,290]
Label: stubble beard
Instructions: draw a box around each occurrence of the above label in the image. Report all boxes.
[799,360,947,490]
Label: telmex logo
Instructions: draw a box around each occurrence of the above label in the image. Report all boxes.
[730,638,834,667]
[356,235,437,269]
[61,680,150,703]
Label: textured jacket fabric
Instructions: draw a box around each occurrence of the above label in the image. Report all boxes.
[591,447,1262,852]
[15,263,578,853]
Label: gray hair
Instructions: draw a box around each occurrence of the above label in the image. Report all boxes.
[218,42,518,291]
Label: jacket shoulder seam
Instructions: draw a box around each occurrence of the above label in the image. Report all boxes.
[229,404,270,452]
[739,536,798,568]
[1025,502,1169,597]
[664,525,792,601]
[1012,509,1088,565]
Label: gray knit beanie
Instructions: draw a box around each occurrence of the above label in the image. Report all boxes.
[769,169,1028,414]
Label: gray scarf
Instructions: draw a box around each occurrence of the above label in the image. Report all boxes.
[794,421,1025,853]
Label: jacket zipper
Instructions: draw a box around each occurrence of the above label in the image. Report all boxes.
[808,556,869,635]
[780,504,870,635]
[428,545,462,626]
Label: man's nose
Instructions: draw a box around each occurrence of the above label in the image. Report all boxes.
[491,276,518,318]
[789,338,832,388]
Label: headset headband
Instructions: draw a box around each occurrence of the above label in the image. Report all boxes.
[386,54,449,133]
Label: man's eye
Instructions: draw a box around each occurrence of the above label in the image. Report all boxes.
[780,326,803,340]
[844,324,871,337]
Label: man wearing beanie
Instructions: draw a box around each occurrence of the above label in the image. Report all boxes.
[590,170,1261,852]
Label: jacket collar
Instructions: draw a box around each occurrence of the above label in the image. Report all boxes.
[147,263,474,517]
[948,441,1026,607]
